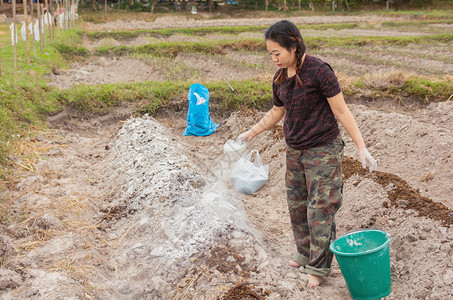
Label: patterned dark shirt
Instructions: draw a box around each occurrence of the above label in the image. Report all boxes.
[273,55,342,150]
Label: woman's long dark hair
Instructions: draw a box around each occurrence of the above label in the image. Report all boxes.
[265,20,305,87]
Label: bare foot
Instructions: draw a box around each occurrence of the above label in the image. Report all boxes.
[288,260,302,268]
[307,274,324,287]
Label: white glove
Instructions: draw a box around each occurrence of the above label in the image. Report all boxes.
[237,129,255,143]
[359,148,377,172]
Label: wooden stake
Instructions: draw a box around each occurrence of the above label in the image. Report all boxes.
[70,0,73,26]
[62,0,66,30]
[37,2,43,52]
[62,0,66,31]
[50,0,55,39]
[57,2,60,36]
[72,0,76,26]
[40,4,47,48]
[50,0,55,40]
[44,0,52,41]
[65,0,69,30]
[12,0,17,70]
[30,0,36,57]
[23,0,31,64]
[68,0,72,29]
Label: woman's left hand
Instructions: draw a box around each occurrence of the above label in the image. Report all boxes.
[359,148,377,172]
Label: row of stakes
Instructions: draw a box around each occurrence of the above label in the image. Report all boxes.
[0,0,78,78]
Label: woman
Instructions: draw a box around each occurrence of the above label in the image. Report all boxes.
[237,20,377,287]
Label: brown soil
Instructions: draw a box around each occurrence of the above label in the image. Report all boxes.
[0,3,15,18]
[343,156,453,226]
[222,282,270,300]
[82,15,403,31]
[47,56,167,89]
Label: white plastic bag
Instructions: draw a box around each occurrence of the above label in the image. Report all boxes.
[10,23,18,46]
[230,150,269,195]
[223,139,246,162]
[20,21,26,42]
[34,21,40,41]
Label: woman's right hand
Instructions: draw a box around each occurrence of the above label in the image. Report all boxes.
[237,129,255,144]
[236,106,285,144]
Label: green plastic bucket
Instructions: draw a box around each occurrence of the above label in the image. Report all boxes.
[330,229,392,300]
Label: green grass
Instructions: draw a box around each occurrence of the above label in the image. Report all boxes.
[0,81,59,177]
[85,23,360,40]
[79,10,161,23]
[381,19,453,27]
[54,79,273,116]
[340,74,453,101]
[307,33,453,49]
[94,39,265,57]
[0,28,87,177]
[0,24,11,48]
[402,77,453,100]
[86,26,267,40]
[54,73,452,118]
[376,9,453,19]
[92,33,453,57]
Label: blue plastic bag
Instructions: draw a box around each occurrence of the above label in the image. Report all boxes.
[183,84,219,136]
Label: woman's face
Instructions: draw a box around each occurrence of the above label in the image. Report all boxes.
[266,39,297,70]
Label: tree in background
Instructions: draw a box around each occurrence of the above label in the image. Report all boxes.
[79,0,438,12]
[314,0,433,10]
[393,0,433,8]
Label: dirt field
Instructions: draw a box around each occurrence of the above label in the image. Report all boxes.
[1,13,453,300]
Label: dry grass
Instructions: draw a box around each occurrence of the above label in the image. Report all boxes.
[50,254,96,281]
[173,265,209,300]
[338,70,415,94]
[63,195,89,216]
[362,70,412,89]
[18,239,45,253]
[5,127,66,176]
[15,218,64,252]
[336,71,357,93]
[79,11,159,25]
[252,73,274,84]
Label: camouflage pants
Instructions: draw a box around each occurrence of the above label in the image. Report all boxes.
[285,136,344,277]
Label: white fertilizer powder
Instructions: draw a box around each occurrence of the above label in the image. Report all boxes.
[105,115,258,264]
